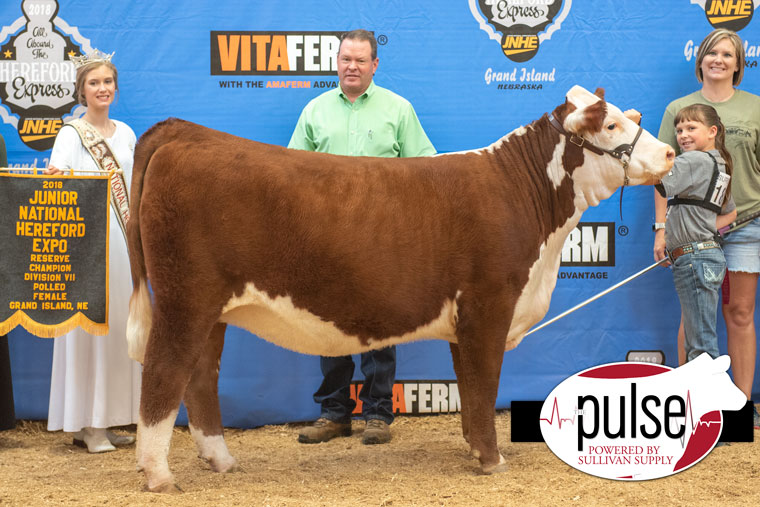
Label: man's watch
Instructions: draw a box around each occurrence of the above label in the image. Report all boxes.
[652,222,666,231]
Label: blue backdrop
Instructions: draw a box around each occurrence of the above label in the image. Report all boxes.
[2,1,759,427]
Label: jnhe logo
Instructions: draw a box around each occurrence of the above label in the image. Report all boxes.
[501,35,539,56]
[707,0,753,20]
[210,31,343,76]
[702,0,755,30]
[17,118,63,143]
[350,381,461,415]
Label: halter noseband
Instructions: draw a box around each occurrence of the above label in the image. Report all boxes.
[548,114,643,187]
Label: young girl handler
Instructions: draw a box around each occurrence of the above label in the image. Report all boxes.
[656,103,736,362]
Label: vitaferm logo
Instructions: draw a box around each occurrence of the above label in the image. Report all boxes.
[540,354,746,480]
[469,0,571,62]
[690,0,758,31]
[0,0,91,151]
[210,31,342,76]
[210,31,353,90]
[350,381,460,415]
[560,222,614,267]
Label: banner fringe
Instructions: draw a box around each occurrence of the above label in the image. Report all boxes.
[0,311,108,338]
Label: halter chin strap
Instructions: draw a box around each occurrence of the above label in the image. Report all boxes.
[548,114,643,187]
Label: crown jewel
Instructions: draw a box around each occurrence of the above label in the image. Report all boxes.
[70,49,114,69]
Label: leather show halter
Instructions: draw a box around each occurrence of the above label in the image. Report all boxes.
[548,114,643,187]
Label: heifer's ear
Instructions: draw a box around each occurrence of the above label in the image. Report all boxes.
[594,88,605,100]
[564,99,606,135]
[624,108,642,126]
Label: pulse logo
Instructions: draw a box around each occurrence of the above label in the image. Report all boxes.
[540,354,746,480]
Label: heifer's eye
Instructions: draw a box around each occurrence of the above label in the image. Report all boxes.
[606,123,616,131]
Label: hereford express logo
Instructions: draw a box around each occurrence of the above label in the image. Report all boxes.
[540,355,746,480]
[469,0,571,62]
[210,31,344,76]
[691,0,758,31]
[0,0,90,151]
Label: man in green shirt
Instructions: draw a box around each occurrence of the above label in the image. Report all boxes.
[289,29,435,445]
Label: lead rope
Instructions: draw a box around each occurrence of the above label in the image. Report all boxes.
[524,208,760,337]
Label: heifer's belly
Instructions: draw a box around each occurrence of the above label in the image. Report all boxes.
[219,283,459,356]
[505,211,582,350]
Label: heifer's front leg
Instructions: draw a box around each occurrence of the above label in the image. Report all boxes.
[184,323,238,473]
[138,312,216,493]
[453,309,509,474]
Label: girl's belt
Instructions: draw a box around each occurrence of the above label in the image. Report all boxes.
[668,240,721,262]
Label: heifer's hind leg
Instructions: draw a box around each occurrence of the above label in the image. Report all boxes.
[184,322,238,473]
[453,306,510,474]
[138,309,218,493]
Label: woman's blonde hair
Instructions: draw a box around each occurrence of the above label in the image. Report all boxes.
[695,29,745,86]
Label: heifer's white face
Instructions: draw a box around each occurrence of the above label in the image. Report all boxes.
[563,85,675,209]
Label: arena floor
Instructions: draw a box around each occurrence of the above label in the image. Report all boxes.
[0,411,758,506]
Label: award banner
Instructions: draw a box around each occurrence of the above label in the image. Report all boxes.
[0,171,110,337]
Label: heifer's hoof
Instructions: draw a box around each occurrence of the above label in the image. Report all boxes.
[208,456,238,473]
[480,454,508,475]
[144,481,183,494]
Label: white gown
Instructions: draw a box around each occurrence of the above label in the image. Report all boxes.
[46,120,142,432]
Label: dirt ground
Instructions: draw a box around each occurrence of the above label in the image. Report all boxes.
[0,411,757,507]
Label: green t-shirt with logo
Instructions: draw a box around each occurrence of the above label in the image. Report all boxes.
[288,81,435,158]
[658,89,760,220]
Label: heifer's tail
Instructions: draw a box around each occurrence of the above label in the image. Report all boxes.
[126,118,187,363]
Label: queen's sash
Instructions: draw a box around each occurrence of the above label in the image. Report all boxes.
[67,118,130,240]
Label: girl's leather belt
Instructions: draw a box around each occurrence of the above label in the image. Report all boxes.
[668,240,721,262]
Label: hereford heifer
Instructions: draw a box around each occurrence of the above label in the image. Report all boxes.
[126,85,675,492]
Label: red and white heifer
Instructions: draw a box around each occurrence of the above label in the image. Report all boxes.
[126,86,674,492]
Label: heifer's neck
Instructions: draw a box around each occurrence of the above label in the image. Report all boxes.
[485,115,626,348]
[489,114,624,229]
[489,115,578,237]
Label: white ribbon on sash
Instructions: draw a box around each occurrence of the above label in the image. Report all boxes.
[67,119,130,240]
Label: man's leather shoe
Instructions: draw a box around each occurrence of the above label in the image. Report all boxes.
[362,419,391,445]
[298,418,351,443]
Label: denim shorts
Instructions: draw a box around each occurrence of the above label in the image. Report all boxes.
[723,217,760,273]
